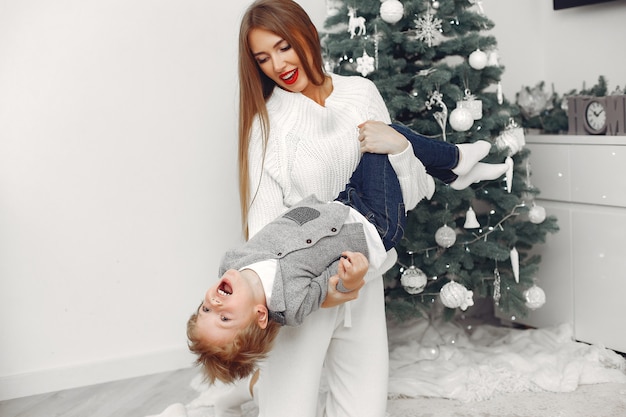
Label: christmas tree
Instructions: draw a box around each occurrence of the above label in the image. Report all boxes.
[322,0,559,321]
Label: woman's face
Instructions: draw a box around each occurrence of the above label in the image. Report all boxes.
[248,28,313,95]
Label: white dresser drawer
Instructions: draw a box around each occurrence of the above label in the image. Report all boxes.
[569,145,626,208]
[571,205,626,353]
[527,136,626,208]
[526,143,571,202]
[519,135,626,353]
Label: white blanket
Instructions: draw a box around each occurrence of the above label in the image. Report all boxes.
[387,320,626,402]
[146,321,626,416]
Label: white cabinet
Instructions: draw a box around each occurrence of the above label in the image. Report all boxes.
[511,134,626,353]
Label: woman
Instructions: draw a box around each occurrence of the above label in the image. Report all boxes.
[224,1,431,416]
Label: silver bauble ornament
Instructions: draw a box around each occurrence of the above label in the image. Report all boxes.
[400,265,428,294]
[435,224,457,248]
[380,0,404,24]
[495,126,526,156]
[528,204,546,224]
[524,284,546,310]
[449,107,474,131]
[468,49,488,70]
[440,281,474,311]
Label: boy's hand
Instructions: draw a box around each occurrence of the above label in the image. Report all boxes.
[322,251,368,308]
[322,275,361,308]
[337,251,369,291]
[358,120,408,155]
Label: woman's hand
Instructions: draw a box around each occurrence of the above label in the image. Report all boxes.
[358,120,408,155]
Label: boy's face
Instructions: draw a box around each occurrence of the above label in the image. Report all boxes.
[195,269,267,346]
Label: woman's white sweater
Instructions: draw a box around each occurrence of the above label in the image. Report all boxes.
[247,73,432,238]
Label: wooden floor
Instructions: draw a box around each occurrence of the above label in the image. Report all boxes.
[2,366,626,417]
[0,366,203,417]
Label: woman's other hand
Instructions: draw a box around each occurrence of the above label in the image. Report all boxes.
[358,120,408,155]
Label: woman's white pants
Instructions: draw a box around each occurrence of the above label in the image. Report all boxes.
[256,273,389,417]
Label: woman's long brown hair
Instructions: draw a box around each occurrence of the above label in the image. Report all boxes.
[237,0,326,239]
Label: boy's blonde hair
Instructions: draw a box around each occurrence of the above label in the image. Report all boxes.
[187,309,281,384]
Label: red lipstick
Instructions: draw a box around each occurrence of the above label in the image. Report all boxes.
[281,68,298,85]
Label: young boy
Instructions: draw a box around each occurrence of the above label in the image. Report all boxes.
[187,123,512,384]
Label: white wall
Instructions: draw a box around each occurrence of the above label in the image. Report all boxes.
[0,0,248,400]
[483,0,626,99]
[2,0,626,401]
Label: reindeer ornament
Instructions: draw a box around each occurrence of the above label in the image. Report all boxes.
[347,7,366,39]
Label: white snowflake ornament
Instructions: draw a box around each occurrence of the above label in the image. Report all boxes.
[414,10,442,47]
[356,50,375,77]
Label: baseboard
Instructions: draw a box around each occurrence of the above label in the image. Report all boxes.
[0,346,195,401]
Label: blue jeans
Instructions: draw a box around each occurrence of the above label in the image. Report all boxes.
[335,124,459,251]
[335,151,404,251]
[390,123,459,184]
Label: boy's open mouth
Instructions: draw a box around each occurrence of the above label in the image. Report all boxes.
[218,280,233,296]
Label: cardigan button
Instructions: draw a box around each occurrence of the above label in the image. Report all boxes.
[306,239,312,244]
[277,252,282,256]
[331,227,337,232]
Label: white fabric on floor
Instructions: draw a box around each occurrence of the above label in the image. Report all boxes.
[387,320,626,402]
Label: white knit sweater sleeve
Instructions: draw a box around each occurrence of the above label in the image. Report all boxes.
[388,143,435,211]
[362,77,433,210]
